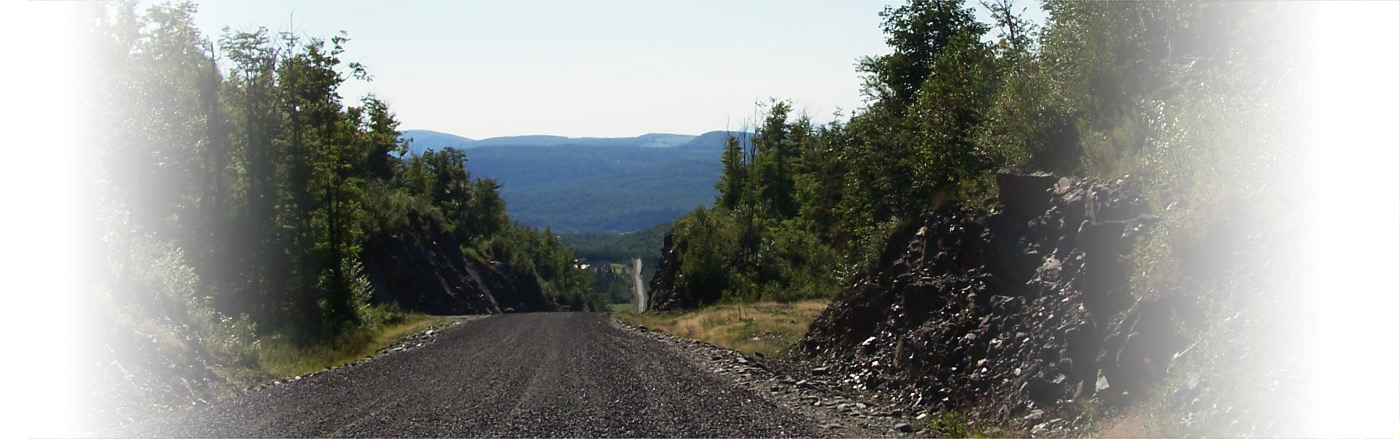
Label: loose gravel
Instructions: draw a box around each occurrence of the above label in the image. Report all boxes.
[118,312,913,437]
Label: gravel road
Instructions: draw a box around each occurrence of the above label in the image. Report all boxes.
[121,313,843,437]
[632,258,646,313]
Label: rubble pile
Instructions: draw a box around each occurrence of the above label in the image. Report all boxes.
[803,171,1191,432]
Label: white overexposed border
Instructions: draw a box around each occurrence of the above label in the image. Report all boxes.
[1296,2,1400,436]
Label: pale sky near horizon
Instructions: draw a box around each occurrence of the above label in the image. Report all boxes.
[188,1,1047,139]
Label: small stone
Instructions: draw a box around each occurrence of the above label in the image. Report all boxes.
[1025,409,1044,422]
[737,357,749,365]
[812,366,830,375]
[1032,422,1049,435]
[895,423,914,432]
[823,423,844,429]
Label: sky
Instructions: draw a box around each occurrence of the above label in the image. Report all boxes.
[188,1,1046,139]
[193,1,892,139]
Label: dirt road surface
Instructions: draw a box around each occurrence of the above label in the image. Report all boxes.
[121,313,832,437]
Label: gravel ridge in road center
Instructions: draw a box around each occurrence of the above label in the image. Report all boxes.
[120,313,836,437]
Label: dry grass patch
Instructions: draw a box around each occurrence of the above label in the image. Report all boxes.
[615,300,829,358]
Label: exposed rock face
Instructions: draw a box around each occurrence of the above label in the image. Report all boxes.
[803,170,1186,429]
[647,233,697,312]
[363,222,555,315]
[470,259,556,313]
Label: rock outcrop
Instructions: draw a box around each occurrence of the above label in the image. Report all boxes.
[469,258,556,313]
[646,232,697,312]
[363,221,555,315]
[802,170,1189,430]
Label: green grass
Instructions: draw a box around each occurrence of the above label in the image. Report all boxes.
[920,410,1018,438]
[614,300,828,358]
[228,313,445,385]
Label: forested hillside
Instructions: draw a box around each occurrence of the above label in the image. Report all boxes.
[399,130,737,234]
[462,143,723,234]
[400,130,716,152]
[78,1,605,426]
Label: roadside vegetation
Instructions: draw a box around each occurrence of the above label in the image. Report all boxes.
[652,0,1304,435]
[253,313,443,379]
[81,0,605,426]
[663,0,1297,310]
[615,300,829,358]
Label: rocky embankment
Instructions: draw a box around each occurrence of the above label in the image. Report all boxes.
[364,220,555,314]
[800,171,1193,434]
[646,232,695,312]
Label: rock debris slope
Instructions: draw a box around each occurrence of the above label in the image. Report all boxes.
[363,219,555,314]
[803,170,1191,433]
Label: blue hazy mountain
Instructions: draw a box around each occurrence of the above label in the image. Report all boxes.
[399,130,707,155]
[398,130,747,234]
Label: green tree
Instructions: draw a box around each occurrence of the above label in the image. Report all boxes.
[715,135,748,211]
[858,0,987,108]
[219,27,293,323]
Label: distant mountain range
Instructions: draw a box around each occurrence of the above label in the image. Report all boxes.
[400,130,727,155]
[398,129,747,234]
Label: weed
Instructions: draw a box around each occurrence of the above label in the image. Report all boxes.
[253,312,442,380]
[923,411,989,438]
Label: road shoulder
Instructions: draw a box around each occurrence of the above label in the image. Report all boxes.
[610,316,923,438]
